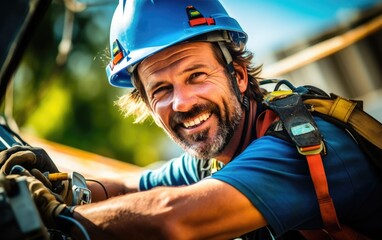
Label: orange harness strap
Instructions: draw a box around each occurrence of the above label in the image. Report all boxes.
[304,152,370,240]
[257,109,370,240]
[305,152,340,232]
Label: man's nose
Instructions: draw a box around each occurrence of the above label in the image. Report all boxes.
[172,86,198,112]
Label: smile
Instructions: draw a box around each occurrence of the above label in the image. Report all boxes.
[183,113,211,128]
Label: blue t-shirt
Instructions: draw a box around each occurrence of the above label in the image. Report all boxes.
[139,153,201,189]
[139,117,382,238]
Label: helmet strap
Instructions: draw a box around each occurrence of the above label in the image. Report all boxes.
[217,41,249,111]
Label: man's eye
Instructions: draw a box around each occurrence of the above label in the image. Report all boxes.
[152,86,172,98]
[189,72,206,81]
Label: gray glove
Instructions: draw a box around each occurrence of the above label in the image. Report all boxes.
[0,146,62,192]
[0,145,59,174]
[6,174,69,228]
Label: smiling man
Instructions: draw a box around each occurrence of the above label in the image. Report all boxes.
[138,42,245,161]
[1,0,381,239]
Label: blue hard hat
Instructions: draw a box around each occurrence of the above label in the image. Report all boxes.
[106,0,247,88]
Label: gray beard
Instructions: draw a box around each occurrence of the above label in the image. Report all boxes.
[171,101,243,160]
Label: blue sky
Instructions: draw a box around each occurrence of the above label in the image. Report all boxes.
[219,0,382,62]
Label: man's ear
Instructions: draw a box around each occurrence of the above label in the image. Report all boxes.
[233,63,248,93]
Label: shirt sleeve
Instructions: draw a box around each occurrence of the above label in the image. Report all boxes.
[139,153,200,191]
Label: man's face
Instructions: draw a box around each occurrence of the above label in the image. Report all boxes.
[138,42,243,160]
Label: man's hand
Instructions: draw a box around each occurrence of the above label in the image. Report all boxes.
[6,174,69,227]
[0,145,68,196]
[0,146,59,175]
[54,179,74,205]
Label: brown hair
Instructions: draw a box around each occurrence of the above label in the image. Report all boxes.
[115,42,263,123]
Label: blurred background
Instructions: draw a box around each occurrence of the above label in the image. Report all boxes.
[4,0,382,167]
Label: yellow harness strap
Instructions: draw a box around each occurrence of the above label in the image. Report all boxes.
[304,97,382,149]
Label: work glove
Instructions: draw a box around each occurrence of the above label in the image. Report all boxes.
[60,180,74,205]
[0,145,59,174]
[8,164,74,205]
[0,145,63,193]
[6,174,70,228]
[46,177,74,205]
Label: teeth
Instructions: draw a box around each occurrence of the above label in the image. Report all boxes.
[183,113,210,128]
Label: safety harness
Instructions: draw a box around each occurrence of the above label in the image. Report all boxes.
[256,79,382,240]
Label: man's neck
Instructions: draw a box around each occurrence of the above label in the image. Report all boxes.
[215,99,258,164]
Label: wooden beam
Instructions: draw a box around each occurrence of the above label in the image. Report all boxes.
[22,134,143,178]
[262,14,382,78]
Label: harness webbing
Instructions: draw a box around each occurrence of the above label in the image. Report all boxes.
[304,97,382,149]
[304,152,340,232]
[257,108,370,240]
[255,79,382,239]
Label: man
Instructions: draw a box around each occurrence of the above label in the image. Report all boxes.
[1,0,381,239]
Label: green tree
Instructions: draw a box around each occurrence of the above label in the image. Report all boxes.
[11,1,181,167]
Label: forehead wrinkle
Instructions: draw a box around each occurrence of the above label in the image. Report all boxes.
[139,42,218,89]
[141,42,215,74]
[141,46,192,72]
[142,56,206,82]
